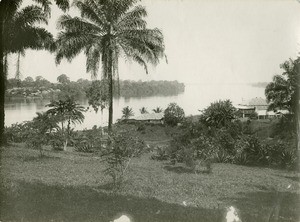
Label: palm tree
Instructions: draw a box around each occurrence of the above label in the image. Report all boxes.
[122,106,134,119]
[0,0,70,146]
[55,0,165,132]
[46,97,85,150]
[153,107,163,113]
[139,107,148,114]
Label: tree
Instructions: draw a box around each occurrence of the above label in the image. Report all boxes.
[55,0,165,132]
[139,107,148,114]
[199,100,236,128]
[0,0,70,146]
[153,107,163,113]
[23,76,34,88]
[164,103,185,126]
[265,57,300,152]
[122,106,134,119]
[57,73,70,84]
[86,80,109,113]
[46,97,85,150]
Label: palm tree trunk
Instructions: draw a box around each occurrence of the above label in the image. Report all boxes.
[108,50,113,133]
[295,62,300,170]
[0,13,5,146]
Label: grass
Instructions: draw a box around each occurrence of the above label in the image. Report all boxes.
[1,144,300,222]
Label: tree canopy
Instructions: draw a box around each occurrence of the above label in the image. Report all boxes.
[55,0,165,131]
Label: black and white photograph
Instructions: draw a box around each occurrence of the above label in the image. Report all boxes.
[0,0,299,221]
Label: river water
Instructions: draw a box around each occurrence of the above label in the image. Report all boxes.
[4,83,265,129]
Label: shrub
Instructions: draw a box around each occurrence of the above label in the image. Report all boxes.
[73,128,104,153]
[214,149,233,163]
[4,122,32,143]
[150,145,169,161]
[102,132,145,189]
[164,103,185,126]
[199,99,236,128]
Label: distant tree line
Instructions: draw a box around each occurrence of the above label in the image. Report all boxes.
[6,76,185,99]
[117,80,185,98]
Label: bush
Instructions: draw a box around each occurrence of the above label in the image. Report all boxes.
[164,103,185,126]
[150,145,169,161]
[4,122,32,143]
[73,128,104,153]
[102,132,145,189]
[199,99,236,128]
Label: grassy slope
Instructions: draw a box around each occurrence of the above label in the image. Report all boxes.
[1,144,300,222]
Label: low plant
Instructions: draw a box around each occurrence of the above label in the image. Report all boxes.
[151,146,169,161]
[102,132,145,189]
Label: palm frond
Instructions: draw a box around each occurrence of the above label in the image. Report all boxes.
[86,44,102,78]
[73,0,106,27]
[32,0,52,17]
[57,15,103,34]
[15,5,48,25]
[116,5,147,30]
[55,31,95,64]
[54,0,70,12]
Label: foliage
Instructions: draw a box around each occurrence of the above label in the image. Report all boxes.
[265,58,300,114]
[46,97,85,150]
[0,0,70,146]
[164,103,185,126]
[118,80,184,98]
[102,132,145,189]
[25,112,58,155]
[139,107,148,114]
[122,106,134,119]
[55,0,166,131]
[153,106,163,113]
[199,100,237,128]
[150,146,169,161]
[57,74,70,84]
[86,80,109,113]
[4,122,32,143]
[73,128,104,153]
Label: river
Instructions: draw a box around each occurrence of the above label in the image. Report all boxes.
[4,83,265,129]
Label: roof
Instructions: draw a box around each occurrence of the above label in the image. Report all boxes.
[248,97,268,106]
[129,113,164,121]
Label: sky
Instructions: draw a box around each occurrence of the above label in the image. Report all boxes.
[7,0,300,85]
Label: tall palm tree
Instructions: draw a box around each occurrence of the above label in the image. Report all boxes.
[122,106,134,119]
[46,97,85,150]
[55,0,165,132]
[0,0,70,146]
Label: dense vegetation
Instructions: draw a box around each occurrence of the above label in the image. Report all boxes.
[6,77,185,99]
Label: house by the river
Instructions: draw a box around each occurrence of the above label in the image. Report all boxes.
[121,113,164,124]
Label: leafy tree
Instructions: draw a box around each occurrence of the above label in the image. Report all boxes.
[23,76,34,87]
[0,0,70,145]
[46,97,85,150]
[86,80,109,113]
[122,106,134,119]
[57,73,70,84]
[26,112,59,156]
[164,103,185,126]
[139,107,148,114]
[199,100,236,128]
[153,107,163,113]
[55,0,165,132]
[265,57,300,152]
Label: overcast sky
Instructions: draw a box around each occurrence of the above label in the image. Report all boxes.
[7,0,300,85]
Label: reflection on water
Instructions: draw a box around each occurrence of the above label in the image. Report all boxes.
[5,83,265,129]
